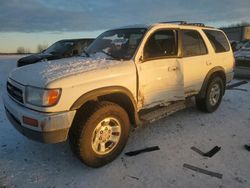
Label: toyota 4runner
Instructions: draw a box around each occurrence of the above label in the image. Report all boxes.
[3,21,234,167]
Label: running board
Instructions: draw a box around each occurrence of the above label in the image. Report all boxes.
[139,99,193,124]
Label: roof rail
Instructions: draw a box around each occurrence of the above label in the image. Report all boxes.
[182,22,205,27]
[157,21,214,28]
[159,21,187,24]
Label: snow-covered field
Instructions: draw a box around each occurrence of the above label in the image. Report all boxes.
[0,55,250,188]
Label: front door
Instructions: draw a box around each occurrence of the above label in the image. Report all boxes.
[136,29,184,109]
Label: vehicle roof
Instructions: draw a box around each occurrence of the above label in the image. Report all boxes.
[111,22,219,31]
[111,24,149,31]
[152,23,216,30]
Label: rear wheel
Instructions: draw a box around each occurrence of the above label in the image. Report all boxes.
[69,101,130,167]
[196,76,224,113]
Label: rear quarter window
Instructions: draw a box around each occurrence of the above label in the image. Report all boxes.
[203,30,230,53]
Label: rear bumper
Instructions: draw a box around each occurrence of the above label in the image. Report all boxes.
[3,92,76,144]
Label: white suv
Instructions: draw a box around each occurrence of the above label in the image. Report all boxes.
[3,21,234,167]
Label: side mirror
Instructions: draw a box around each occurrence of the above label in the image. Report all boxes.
[139,55,144,63]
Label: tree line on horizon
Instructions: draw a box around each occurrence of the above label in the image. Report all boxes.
[220,22,250,28]
[16,44,48,54]
[9,21,250,54]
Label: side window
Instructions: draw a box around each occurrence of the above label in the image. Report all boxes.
[77,41,90,54]
[144,30,177,59]
[203,30,230,53]
[182,30,208,57]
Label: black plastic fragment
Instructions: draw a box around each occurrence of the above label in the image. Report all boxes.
[226,81,248,89]
[125,146,160,156]
[227,87,248,92]
[244,144,250,151]
[183,163,223,179]
[226,88,248,92]
[127,175,139,180]
[191,146,221,158]
[190,146,205,156]
[203,146,221,157]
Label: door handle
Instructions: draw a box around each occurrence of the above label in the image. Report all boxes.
[168,66,178,72]
[206,61,212,66]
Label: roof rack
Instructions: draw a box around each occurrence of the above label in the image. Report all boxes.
[158,21,212,28]
[159,21,187,24]
[182,22,205,27]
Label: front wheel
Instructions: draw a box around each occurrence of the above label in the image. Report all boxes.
[196,76,224,113]
[69,101,130,167]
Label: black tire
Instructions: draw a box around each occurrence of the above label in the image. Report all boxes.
[69,101,130,168]
[196,76,224,113]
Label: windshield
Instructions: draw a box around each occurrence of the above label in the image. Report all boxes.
[45,41,75,54]
[86,28,147,60]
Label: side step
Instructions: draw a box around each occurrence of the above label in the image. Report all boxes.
[139,98,193,124]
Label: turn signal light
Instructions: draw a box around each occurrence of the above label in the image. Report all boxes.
[46,89,61,106]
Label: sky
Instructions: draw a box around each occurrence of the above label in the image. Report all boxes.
[0,0,250,53]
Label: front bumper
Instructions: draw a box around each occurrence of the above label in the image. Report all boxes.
[3,92,76,143]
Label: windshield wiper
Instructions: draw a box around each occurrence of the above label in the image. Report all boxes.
[100,50,120,60]
[49,51,58,55]
[82,50,90,57]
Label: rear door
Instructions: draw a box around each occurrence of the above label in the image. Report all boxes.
[136,29,185,108]
[181,29,210,96]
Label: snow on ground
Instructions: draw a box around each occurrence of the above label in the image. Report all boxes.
[0,55,250,188]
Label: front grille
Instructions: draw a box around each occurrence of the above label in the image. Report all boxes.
[7,82,24,103]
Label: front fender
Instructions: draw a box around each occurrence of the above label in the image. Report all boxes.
[70,86,137,111]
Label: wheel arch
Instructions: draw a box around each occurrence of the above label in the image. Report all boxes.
[70,86,140,126]
[198,66,226,98]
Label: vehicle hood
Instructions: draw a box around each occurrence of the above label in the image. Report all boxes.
[9,56,128,88]
[17,53,59,66]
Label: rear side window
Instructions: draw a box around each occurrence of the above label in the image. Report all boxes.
[203,30,230,53]
[182,30,208,57]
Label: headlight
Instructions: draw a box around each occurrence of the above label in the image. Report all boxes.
[25,86,61,107]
